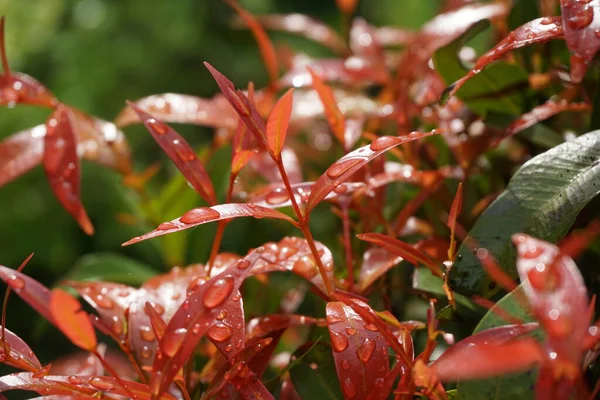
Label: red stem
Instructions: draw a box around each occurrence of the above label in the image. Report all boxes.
[93,350,136,399]
[207,174,236,273]
[340,203,355,290]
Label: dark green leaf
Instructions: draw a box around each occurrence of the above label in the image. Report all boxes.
[450,130,600,297]
[289,341,342,400]
[63,253,158,285]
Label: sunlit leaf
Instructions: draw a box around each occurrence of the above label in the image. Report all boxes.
[266,88,294,158]
[307,66,346,148]
[50,289,97,351]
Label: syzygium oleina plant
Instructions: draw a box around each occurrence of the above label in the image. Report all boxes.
[0,0,600,399]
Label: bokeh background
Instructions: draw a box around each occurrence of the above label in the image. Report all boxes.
[0,0,444,388]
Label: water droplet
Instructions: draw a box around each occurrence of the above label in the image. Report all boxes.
[342,377,357,399]
[88,377,114,391]
[370,136,398,151]
[567,6,594,30]
[237,259,250,270]
[540,17,554,25]
[266,188,290,205]
[7,275,24,290]
[216,309,228,320]
[171,139,197,162]
[140,345,152,359]
[180,207,221,224]
[340,360,351,370]
[140,326,156,342]
[330,331,349,352]
[292,256,318,279]
[68,375,84,385]
[147,118,169,135]
[95,295,114,309]
[309,362,318,370]
[363,323,379,332]
[357,338,375,363]
[207,323,232,343]
[202,277,234,308]
[162,328,188,357]
[225,343,233,352]
[345,327,356,335]
[326,158,362,179]
[157,221,176,231]
[111,317,123,335]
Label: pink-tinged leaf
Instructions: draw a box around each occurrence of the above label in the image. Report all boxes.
[29,396,98,400]
[305,130,439,213]
[350,18,384,60]
[50,289,97,351]
[372,25,415,47]
[326,301,389,400]
[0,266,54,325]
[232,149,257,175]
[307,66,346,148]
[123,203,297,246]
[365,359,405,400]
[246,314,317,340]
[224,0,279,85]
[144,301,167,341]
[0,126,44,187]
[358,248,402,293]
[250,181,365,209]
[149,249,264,398]
[560,0,600,83]
[431,323,542,381]
[43,105,93,235]
[204,62,269,149]
[512,234,589,347]
[241,14,348,54]
[267,88,294,158]
[127,102,217,205]
[443,16,564,102]
[357,233,443,276]
[0,372,175,399]
[0,326,41,371]
[115,93,238,129]
[505,100,590,138]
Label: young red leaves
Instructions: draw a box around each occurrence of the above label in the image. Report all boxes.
[305,130,440,214]
[446,182,463,262]
[266,88,294,159]
[49,289,97,352]
[127,102,217,205]
[224,0,279,86]
[326,301,389,400]
[122,203,297,246]
[307,66,347,150]
[43,106,94,235]
[0,327,42,372]
[560,0,600,83]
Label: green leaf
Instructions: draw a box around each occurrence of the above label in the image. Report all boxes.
[449,130,600,297]
[63,253,158,285]
[434,20,529,116]
[289,341,342,400]
[457,286,540,400]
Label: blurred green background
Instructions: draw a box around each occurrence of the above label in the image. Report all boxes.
[0,0,443,379]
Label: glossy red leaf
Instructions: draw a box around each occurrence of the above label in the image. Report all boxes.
[50,289,97,351]
[447,182,463,261]
[431,323,542,381]
[43,105,93,235]
[267,88,294,158]
[512,234,589,348]
[225,0,279,85]
[250,181,365,209]
[127,102,217,205]
[305,130,439,213]
[0,326,42,371]
[116,93,238,129]
[0,266,54,325]
[149,249,264,397]
[357,233,443,276]
[560,0,600,83]
[358,248,402,293]
[442,16,564,102]
[307,66,346,148]
[244,14,348,54]
[232,149,257,175]
[123,203,297,246]
[0,126,44,187]
[326,301,389,400]
[505,100,590,138]
[0,372,174,399]
[365,358,405,400]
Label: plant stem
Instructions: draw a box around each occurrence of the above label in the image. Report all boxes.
[207,175,236,273]
[340,203,355,290]
[93,349,136,399]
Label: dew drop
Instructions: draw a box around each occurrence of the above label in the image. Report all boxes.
[7,275,25,290]
[326,158,363,179]
[342,377,357,399]
[340,360,351,370]
[237,259,250,270]
[540,17,554,25]
[370,136,398,151]
[140,345,152,359]
[162,328,188,357]
[95,295,114,309]
[363,323,379,332]
[140,326,156,342]
[265,188,290,205]
[147,118,169,135]
[345,327,356,335]
[216,309,228,320]
[68,375,84,385]
[157,221,176,231]
[292,256,318,279]
[330,331,349,352]
[180,207,221,224]
[567,6,594,30]
[207,323,233,343]
[225,343,233,352]
[88,377,114,391]
[309,362,318,370]
[202,277,234,309]
[357,338,375,363]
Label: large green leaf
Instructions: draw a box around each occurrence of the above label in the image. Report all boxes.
[63,253,158,286]
[449,130,600,297]
[457,287,540,400]
[289,341,342,400]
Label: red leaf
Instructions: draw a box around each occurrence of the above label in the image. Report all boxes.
[0,126,44,187]
[505,100,590,138]
[231,149,257,176]
[365,359,405,400]
[43,105,94,235]
[224,0,279,85]
[357,233,443,276]
[512,234,590,348]
[248,147,303,184]
[0,266,54,325]
[123,203,297,246]
[0,372,174,399]
[326,301,390,400]
[560,0,600,83]
[307,66,346,148]
[149,249,264,397]
[358,248,402,293]
[241,14,348,54]
[431,323,542,381]
[250,181,365,209]
[267,88,294,158]
[442,16,564,102]
[305,130,439,213]
[50,289,97,351]
[116,93,238,129]
[447,182,463,261]
[0,326,42,371]
[127,102,217,205]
